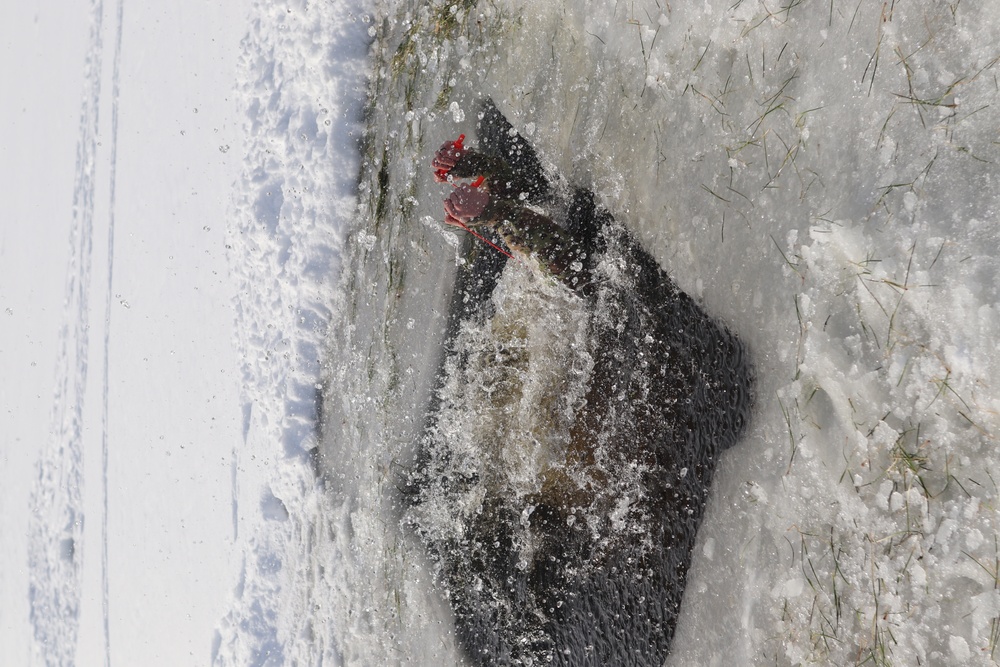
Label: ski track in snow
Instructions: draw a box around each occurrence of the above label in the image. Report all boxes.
[28,0,105,664]
[98,2,124,664]
[28,1,123,664]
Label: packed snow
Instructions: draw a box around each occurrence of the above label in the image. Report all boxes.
[5,0,1000,665]
[213,0,373,663]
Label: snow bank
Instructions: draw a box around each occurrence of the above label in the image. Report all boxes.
[213,0,373,664]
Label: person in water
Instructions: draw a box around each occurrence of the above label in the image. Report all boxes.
[433,137,592,291]
[413,100,753,667]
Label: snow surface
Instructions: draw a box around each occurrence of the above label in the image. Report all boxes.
[2,0,371,665]
[4,1,253,663]
[213,0,373,664]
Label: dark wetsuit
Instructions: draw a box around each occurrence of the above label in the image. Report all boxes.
[410,98,754,667]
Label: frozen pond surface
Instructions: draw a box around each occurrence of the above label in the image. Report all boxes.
[319,1,1000,665]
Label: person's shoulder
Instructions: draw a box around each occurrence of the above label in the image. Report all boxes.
[475,98,550,203]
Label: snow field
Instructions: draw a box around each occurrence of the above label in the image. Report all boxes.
[5,0,375,664]
[5,0,259,663]
[2,3,91,660]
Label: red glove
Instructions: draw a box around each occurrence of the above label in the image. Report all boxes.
[443,183,489,227]
[432,134,467,182]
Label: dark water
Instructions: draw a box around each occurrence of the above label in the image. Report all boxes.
[405,100,754,666]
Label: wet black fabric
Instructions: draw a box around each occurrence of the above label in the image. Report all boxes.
[408,98,754,666]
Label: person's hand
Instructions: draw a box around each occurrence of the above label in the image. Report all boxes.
[443,183,489,227]
[432,139,468,182]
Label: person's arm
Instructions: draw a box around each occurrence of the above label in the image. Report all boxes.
[443,185,590,291]
[493,208,590,291]
[432,142,527,201]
